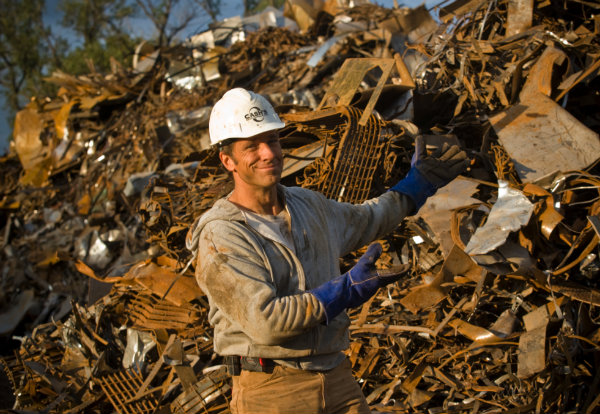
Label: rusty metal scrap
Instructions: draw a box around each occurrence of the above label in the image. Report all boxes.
[97,370,160,414]
[170,367,231,414]
[1,0,600,413]
[283,106,392,203]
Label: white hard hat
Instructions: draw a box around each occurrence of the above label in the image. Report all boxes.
[209,88,285,146]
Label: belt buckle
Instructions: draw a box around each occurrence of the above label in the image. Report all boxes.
[241,356,261,371]
[241,357,274,373]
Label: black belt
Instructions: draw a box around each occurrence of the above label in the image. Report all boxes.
[225,356,277,375]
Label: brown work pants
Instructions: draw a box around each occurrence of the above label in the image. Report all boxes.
[230,358,371,414]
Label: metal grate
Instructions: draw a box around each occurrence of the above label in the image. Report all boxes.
[171,366,231,414]
[316,106,384,203]
[282,106,386,204]
[127,291,202,331]
[282,55,416,203]
[98,370,159,414]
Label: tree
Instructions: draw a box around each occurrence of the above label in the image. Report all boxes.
[134,0,198,47]
[0,0,57,114]
[242,0,260,16]
[59,0,135,45]
[192,0,221,23]
[0,0,140,126]
[242,0,285,17]
[58,0,140,74]
[0,0,209,142]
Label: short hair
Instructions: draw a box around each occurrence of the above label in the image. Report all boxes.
[217,139,235,156]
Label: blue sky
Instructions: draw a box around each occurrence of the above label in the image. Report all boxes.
[0,0,436,155]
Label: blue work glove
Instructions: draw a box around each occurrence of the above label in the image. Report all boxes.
[390,136,470,213]
[310,243,403,324]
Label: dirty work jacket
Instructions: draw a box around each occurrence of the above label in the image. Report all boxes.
[186,184,413,369]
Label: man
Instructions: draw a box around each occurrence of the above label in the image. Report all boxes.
[186,88,468,413]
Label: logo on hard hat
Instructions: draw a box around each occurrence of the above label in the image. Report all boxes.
[245,107,267,123]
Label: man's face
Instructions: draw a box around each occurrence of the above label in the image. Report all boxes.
[219,130,283,191]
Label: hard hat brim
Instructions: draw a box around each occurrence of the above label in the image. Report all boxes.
[211,120,285,146]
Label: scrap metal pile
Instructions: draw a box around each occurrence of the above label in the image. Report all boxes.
[1,0,599,412]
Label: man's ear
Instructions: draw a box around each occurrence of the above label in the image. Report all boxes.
[219,152,236,172]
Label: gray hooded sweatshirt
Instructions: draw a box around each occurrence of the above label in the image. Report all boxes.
[186,184,413,370]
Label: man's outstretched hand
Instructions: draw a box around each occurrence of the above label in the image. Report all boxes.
[412,136,470,188]
[309,243,408,324]
[390,136,470,213]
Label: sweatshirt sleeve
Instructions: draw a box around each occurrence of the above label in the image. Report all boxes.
[196,220,326,346]
[305,188,414,257]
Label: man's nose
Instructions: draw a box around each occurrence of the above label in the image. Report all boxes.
[258,142,278,159]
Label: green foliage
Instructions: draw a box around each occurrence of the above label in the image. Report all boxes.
[242,0,260,15]
[59,0,136,45]
[246,0,285,15]
[0,0,53,112]
[57,0,140,74]
[59,34,141,76]
[0,0,141,121]
[0,0,211,139]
